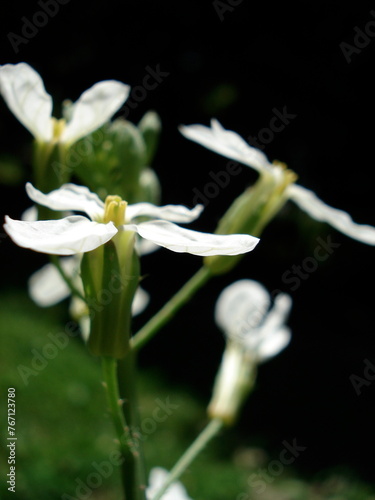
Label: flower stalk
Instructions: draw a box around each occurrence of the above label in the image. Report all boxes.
[117,351,148,494]
[102,356,146,500]
[49,254,86,302]
[151,418,223,500]
[131,266,212,351]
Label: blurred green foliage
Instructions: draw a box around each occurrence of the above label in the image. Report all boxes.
[0,155,25,186]
[0,291,373,500]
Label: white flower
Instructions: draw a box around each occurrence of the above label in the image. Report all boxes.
[28,256,79,307]
[146,467,193,500]
[180,119,375,245]
[0,62,130,145]
[208,280,292,424]
[4,183,259,257]
[215,279,292,362]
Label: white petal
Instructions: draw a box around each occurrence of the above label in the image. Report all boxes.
[124,220,259,256]
[259,293,292,334]
[215,279,270,338]
[255,327,291,362]
[146,467,193,500]
[28,257,78,306]
[78,315,91,342]
[69,296,90,341]
[22,205,38,221]
[147,467,168,493]
[135,237,160,256]
[0,63,53,142]
[132,287,149,316]
[26,183,104,221]
[249,293,292,361]
[179,119,272,173]
[60,80,130,144]
[4,215,117,255]
[127,202,203,223]
[288,184,375,245]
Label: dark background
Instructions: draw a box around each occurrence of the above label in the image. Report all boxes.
[1,0,374,485]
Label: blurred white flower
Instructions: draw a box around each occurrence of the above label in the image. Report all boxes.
[0,62,130,145]
[28,256,78,308]
[208,279,292,424]
[180,119,375,246]
[146,467,193,500]
[215,279,292,362]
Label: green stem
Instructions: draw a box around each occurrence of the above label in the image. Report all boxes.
[33,140,55,190]
[131,266,212,351]
[151,418,223,500]
[101,357,142,500]
[117,351,147,499]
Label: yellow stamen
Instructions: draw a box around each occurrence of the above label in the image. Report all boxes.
[51,117,66,141]
[103,195,127,226]
[272,160,298,188]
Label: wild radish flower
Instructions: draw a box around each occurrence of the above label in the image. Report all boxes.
[208,279,292,425]
[0,62,130,146]
[180,119,375,247]
[146,467,193,500]
[4,183,259,257]
[4,183,259,358]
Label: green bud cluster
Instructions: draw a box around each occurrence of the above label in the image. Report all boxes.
[71,111,162,204]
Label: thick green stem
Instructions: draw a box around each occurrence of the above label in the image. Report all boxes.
[131,266,212,351]
[117,351,147,499]
[33,140,55,191]
[102,357,143,500]
[151,418,223,500]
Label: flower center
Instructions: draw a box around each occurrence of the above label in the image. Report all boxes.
[51,117,66,142]
[271,160,298,189]
[103,195,127,226]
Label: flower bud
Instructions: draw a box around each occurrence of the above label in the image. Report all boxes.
[70,115,162,204]
[138,111,162,166]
